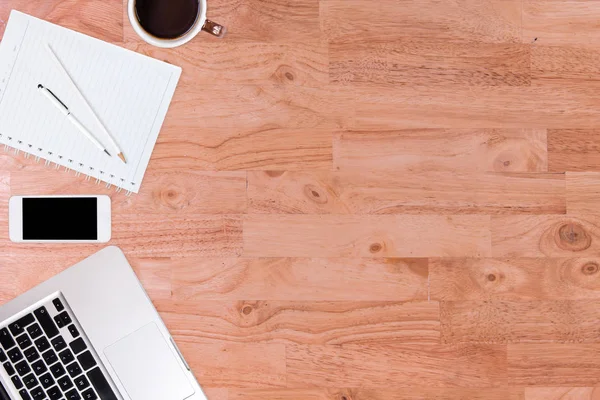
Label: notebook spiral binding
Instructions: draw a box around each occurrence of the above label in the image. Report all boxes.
[0,133,134,196]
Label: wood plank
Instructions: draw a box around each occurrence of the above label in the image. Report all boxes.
[548,130,600,172]
[352,85,600,129]
[321,0,522,43]
[112,214,243,257]
[566,172,600,214]
[229,388,524,400]
[333,129,548,173]
[247,170,565,214]
[165,85,354,131]
[531,46,600,85]
[523,0,600,47]
[524,387,600,400]
[177,341,286,388]
[125,41,328,87]
[508,344,600,385]
[441,300,600,344]
[202,389,229,400]
[11,168,247,214]
[0,0,122,42]
[123,0,321,43]
[151,127,332,171]
[243,215,491,257]
[330,41,530,86]
[159,300,440,344]
[286,343,507,387]
[171,257,429,301]
[492,215,600,257]
[430,258,600,301]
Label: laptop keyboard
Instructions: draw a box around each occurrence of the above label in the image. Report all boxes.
[0,296,117,400]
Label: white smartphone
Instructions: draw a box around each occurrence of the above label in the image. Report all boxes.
[9,195,111,243]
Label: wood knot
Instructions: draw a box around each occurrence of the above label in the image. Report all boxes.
[265,171,284,178]
[556,223,592,252]
[370,243,382,253]
[582,262,599,275]
[241,305,253,315]
[304,184,327,204]
[487,273,497,282]
[503,160,510,167]
[158,187,187,210]
[285,72,295,81]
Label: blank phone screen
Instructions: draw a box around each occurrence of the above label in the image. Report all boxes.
[22,197,98,240]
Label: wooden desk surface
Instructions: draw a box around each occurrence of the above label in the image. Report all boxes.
[2,1,600,399]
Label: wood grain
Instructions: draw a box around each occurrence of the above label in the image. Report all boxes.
[566,172,600,214]
[228,388,525,400]
[159,300,440,344]
[524,387,600,400]
[492,215,600,257]
[247,170,565,214]
[286,343,507,387]
[430,258,600,301]
[151,127,333,171]
[531,46,600,86]
[333,129,548,173]
[321,0,522,43]
[548,129,600,172]
[508,344,600,386]
[243,215,491,257]
[523,0,600,47]
[330,41,530,86]
[170,257,429,301]
[441,300,600,344]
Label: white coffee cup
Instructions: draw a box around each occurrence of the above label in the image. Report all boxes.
[127,0,226,48]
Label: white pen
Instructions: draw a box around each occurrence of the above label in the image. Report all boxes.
[38,84,111,157]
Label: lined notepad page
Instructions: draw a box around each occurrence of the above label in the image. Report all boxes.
[0,11,181,193]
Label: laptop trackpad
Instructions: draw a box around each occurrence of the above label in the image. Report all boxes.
[104,323,194,400]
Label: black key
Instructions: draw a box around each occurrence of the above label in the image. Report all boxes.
[15,360,31,376]
[53,315,64,329]
[73,375,89,391]
[57,375,73,391]
[52,299,64,313]
[42,349,58,366]
[33,307,58,339]
[67,325,79,339]
[50,363,65,379]
[51,336,66,352]
[34,337,50,353]
[8,347,23,363]
[30,386,45,400]
[46,385,62,400]
[39,372,54,389]
[69,338,86,355]
[66,362,82,378]
[87,367,116,400]
[12,375,24,389]
[81,388,97,400]
[76,351,95,371]
[59,349,75,365]
[0,348,6,362]
[23,373,38,389]
[19,388,31,400]
[26,324,42,340]
[16,334,32,350]
[0,328,15,350]
[3,361,15,376]
[65,388,81,400]
[58,312,72,326]
[24,347,39,363]
[9,314,35,336]
[31,360,47,376]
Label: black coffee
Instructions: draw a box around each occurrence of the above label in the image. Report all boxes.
[135,0,200,39]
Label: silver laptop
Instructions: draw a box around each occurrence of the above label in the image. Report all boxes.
[0,246,206,400]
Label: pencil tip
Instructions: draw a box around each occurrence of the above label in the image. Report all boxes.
[104,149,111,157]
[118,152,126,163]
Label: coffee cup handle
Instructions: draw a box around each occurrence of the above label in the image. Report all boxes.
[202,20,227,38]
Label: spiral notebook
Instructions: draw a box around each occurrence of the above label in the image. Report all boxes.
[0,10,182,194]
